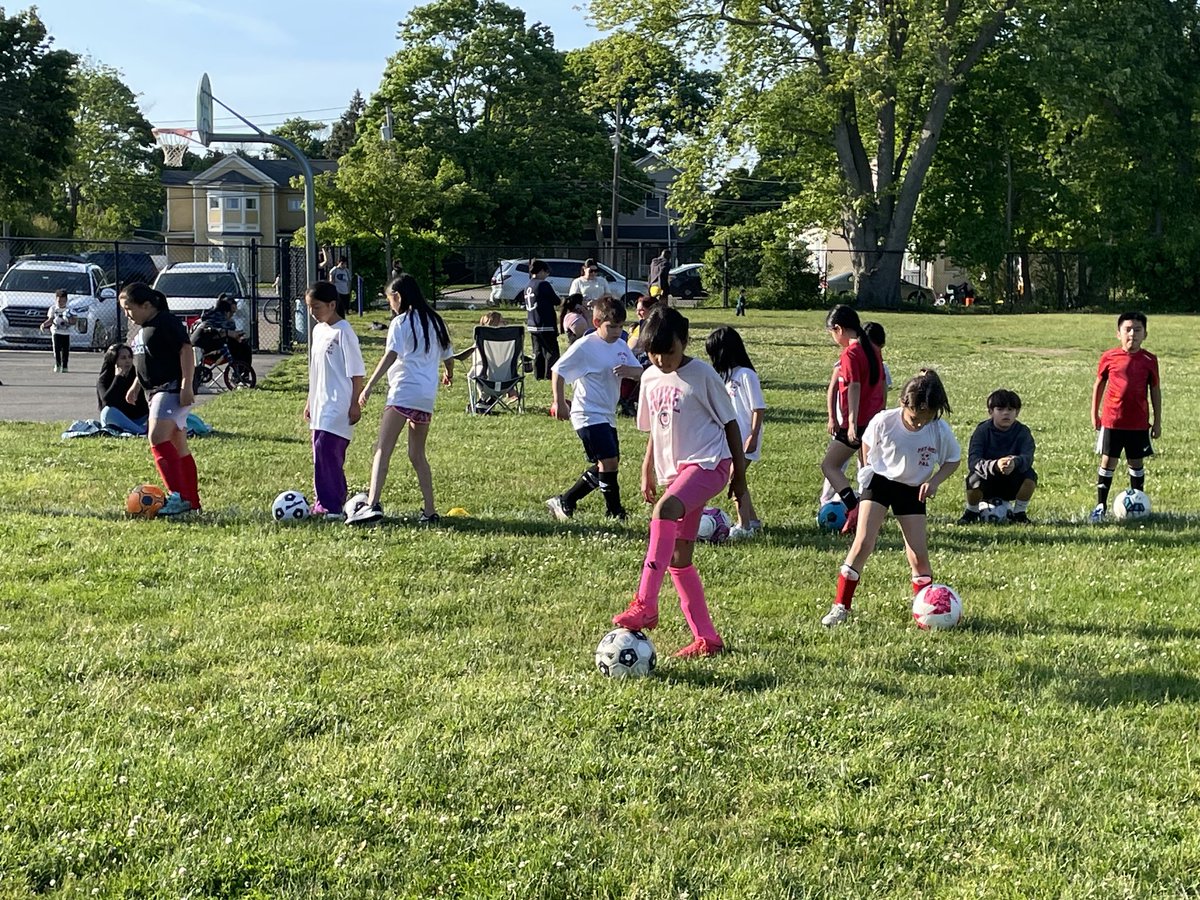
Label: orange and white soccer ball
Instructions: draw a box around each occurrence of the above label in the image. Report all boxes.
[126,484,167,519]
[912,583,963,630]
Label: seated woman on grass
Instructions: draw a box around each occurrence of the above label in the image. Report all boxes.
[97,343,149,435]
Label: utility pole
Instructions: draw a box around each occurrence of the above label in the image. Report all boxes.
[610,95,621,270]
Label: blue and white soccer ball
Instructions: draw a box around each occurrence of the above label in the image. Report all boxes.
[1112,488,1152,521]
[595,628,657,678]
[272,490,310,523]
[817,500,848,532]
[697,506,732,543]
[979,498,1012,524]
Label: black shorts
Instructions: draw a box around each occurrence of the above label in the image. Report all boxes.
[861,472,925,516]
[966,468,1038,500]
[832,428,862,451]
[576,423,620,463]
[1098,427,1153,461]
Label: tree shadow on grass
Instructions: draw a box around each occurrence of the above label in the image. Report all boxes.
[959,615,1200,642]
[655,664,782,693]
[1066,670,1200,707]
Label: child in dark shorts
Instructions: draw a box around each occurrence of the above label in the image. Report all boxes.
[958,388,1037,524]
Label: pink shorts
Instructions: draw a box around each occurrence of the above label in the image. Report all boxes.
[386,404,432,425]
[665,459,732,541]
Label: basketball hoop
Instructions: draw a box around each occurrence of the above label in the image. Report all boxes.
[152,128,198,168]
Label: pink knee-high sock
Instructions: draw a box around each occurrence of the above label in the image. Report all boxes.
[669,564,722,645]
[636,518,678,609]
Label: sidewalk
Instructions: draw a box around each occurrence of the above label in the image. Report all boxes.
[0,349,290,424]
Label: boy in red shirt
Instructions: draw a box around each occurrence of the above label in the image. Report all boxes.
[1090,311,1161,522]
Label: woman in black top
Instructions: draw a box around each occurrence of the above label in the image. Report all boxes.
[97,343,149,434]
[121,283,201,514]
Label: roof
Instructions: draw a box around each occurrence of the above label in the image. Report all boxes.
[161,156,338,188]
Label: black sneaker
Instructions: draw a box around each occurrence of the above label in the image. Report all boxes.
[1008,511,1030,524]
[606,508,628,521]
[956,509,981,525]
[347,502,384,525]
[418,512,441,526]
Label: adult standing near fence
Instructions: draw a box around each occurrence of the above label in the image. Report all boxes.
[524,259,560,380]
[569,259,609,306]
[330,256,352,317]
[648,248,671,307]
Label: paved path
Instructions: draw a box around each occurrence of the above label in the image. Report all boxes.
[0,349,290,424]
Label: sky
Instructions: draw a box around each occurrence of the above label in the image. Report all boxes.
[29,0,602,136]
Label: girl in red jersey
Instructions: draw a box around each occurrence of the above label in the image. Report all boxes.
[819,305,886,534]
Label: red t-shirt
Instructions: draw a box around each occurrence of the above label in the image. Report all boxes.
[837,341,886,428]
[1097,347,1159,430]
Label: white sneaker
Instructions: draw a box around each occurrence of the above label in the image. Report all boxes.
[821,603,850,628]
[728,524,755,540]
[343,491,369,518]
[1088,503,1106,524]
[346,502,383,525]
[546,495,572,522]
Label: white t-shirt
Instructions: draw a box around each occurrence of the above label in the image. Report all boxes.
[552,331,640,429]
[384,311,455,412]
[48,304,75,337]
[724,366,766,462]
[568,275,608,303]
[862,407,961,486]
[309,319,366,440]
[637,357,737,483]
[330,266,351,297]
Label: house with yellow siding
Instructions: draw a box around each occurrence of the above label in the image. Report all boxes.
[162,156,337,281]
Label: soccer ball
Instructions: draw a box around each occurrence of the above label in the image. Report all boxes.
[979,498,1012,524]
[272,491,310,523]
[697,507,732,543]
[344,491,369,518]
[912,584,963,630]
[817,500,848,532]
[595,628,657,678]
[1112,488,1151,521]
[125,484,166,519]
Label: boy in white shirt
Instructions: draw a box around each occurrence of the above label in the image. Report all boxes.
[303,282,365,519]
[547,296,643,521]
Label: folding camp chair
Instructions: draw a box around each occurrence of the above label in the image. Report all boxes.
[467,325,527,414]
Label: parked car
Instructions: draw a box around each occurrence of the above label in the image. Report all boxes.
[669,263,707,300]
[0,255,119,350]
[489,258,648,307]
[82,250,159,288]
[825,270,934,303]
[151,262,251,334]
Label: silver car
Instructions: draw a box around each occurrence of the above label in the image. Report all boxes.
[0,257,119,350]
[489,258,648,307]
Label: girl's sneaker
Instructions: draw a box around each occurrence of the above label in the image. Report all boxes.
[157,491,191,517]
[417,512,440,526]
[728,524,755,540]
[347,502,384,525]
[821,603,850,628]
[673,638,724,659]
[612,597,658,630]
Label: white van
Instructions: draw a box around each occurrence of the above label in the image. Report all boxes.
[0,256,119,350]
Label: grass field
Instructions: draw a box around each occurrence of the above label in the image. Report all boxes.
[2,309,1199,898]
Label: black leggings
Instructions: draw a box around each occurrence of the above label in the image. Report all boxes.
[52,333,70,370]
[531,331,560,381]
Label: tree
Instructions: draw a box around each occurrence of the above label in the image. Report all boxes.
[0,8,77,231]
[266,117,327,160]
[326,90,365,159]
[61,61,159,238]
[362,0,615,245]
[591,0,1016,307]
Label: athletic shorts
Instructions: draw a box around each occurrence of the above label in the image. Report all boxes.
[1097,427,1153,460]
[861,471,925,516]
[386,404,432,425]
[664,459,732,542]
[576,423,619,463]
[832,428,862,450]
[148,391,190,430]
[966,467,1038,499]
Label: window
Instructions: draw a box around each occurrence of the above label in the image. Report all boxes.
[206,192,261,233]
[644,193,662,218]
[287,197,303,212]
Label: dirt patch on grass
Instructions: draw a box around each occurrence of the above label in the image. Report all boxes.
[995,347,1078,357]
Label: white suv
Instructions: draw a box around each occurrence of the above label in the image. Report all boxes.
[489,258,648,306]
[0,256,119,350]
[152,262,251,334]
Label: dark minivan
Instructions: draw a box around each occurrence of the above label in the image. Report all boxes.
[82,251,159,287]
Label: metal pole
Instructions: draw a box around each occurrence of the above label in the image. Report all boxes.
[610,96,621,270]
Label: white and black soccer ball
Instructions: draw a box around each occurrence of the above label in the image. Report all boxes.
[696,506,732,543]
[343,491,369,519]
[979,498,1012,524]
[595,628,657,678]
[912,583,963,630]
[272,490,310,523]
[1112,488,1151,521]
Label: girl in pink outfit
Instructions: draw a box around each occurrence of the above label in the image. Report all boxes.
[612,307,747,658]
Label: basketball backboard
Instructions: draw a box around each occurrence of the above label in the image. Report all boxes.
[196,73,213,146]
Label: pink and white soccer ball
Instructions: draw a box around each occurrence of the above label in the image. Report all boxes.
[912,583,963,630]
[697,506,732,543]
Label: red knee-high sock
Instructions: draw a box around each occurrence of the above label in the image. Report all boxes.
[912,574,932,596]
[151,441,184,496]
[178,453,201,509]
[669,565,722,645]
[636,518,678,609]
[834,564,860,610]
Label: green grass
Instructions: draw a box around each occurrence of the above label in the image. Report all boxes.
[2,310,1200,898]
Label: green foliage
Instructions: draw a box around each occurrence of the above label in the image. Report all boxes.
[4,312,1200,894]
[0,8,77,226]
[702,214,820,308]
[325,90,365,160]
[61,61,159,238]
[266,117,327,160]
